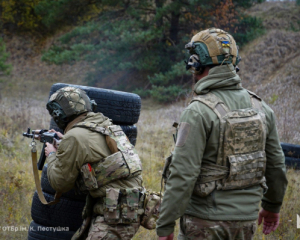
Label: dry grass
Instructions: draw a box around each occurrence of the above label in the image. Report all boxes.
[132,101,186,239]
[0,96,48,240]
[247,1,300,31]
[239,2,300,144]
[0,95,300,239]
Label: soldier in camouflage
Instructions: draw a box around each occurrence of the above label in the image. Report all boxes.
[156,28,288,240]
[45,87,144,240]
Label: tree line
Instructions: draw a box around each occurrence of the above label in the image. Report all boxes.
[0,0,266,102]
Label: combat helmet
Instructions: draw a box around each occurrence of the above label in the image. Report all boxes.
[46,87,97,129]
[185,28,241,74]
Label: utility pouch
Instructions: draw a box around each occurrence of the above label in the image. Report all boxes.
[192,163,228,197]
[193,181,216,197]
[104,188,120,223]
[222,151,267,190]
[80,163,98,191]
[140,192,162,230]
[121,188,139,223]
[93,151,130,187]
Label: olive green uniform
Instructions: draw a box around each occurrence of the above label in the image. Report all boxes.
[47,112,143,240]
[156,64,288,238]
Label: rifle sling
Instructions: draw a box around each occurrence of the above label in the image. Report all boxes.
[31,148,62,205]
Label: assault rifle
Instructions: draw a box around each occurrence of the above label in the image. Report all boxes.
[23,128,61,170]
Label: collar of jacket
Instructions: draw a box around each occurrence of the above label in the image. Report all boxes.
[64,112,88,134]
[64,112,112,134]
[194,63,243,95]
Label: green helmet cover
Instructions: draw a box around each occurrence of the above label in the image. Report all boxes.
[188,42,238,66]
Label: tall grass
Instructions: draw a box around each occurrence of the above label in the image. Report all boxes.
[0,87,300,239]
[0,95,49,239]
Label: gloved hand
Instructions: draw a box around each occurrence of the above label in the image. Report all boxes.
[258,208,280,235]
[158,233,174,240]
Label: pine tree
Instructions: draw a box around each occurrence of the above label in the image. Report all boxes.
[41,0,264,102]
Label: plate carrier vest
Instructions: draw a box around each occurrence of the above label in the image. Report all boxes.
[192,91,268,196]
[73,123,142,192]
[162,91,268,197]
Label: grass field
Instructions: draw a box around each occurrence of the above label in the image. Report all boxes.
[0,92,299,239]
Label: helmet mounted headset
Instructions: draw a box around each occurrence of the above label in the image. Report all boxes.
[185,28,241,74]
[47,87,97,130]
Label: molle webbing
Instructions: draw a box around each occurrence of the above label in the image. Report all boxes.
[191,91,267,192]
[197,163,228,184]
[73,123,142,191]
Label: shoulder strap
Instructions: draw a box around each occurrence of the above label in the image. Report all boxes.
[247,90,263,111]
[191,92,230,119]
[72,122,123,153]
[31,147,62,205]
[190,92,229,166]
[72,122,110,135]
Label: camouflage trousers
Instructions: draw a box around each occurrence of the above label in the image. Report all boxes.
[177,215,257,240]
[86,216,140,240]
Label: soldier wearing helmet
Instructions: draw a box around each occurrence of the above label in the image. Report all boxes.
[45,87,144,240]
[156,28,288,240]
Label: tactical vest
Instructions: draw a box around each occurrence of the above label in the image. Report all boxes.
[73,123,142,192]
[162,91,268,197]
[191,91,268,197]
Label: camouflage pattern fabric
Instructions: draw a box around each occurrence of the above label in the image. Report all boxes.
[187,28,239,66]
[221,108,267,191]
[92,152,131,187]
[104,188,120,223]
[86,216,140,240]
[106,125,142,175]
[80,163,98,191]
[178,215,256,240]
[140,192,161,230]
[73,123,142,192]
[191,92,268,195]
[122,188,139,221]
[103,188,143,224]
[49,86,93,117]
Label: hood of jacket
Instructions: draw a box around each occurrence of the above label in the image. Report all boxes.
[64,112,112,133]
[194,63,243,95]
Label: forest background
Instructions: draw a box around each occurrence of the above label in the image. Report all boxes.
[0,0,300,239]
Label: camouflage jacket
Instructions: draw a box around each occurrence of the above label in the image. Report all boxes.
[47,112,143,201]
[156,64,288,237]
